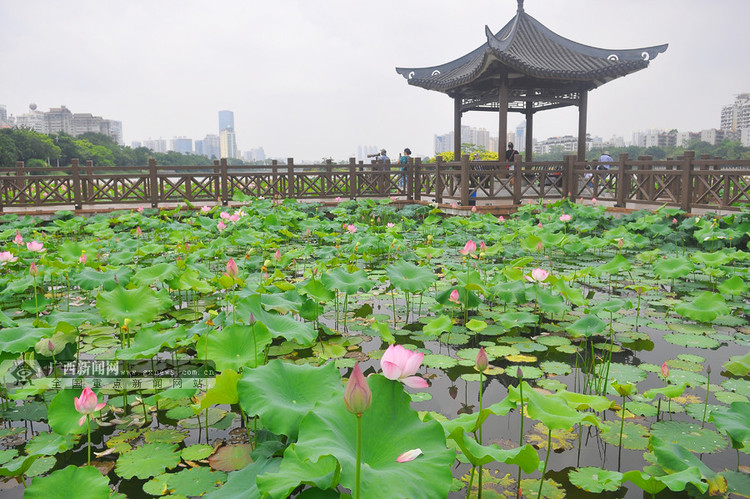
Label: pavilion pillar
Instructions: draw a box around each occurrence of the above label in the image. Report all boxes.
[453,97,462,160]
[577,89,588,161]
[498,79,509,158]
[525,101,533,162]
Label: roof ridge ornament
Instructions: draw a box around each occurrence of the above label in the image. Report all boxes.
[517,0,524,12]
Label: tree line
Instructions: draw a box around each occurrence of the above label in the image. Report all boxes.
[0,128,249,168]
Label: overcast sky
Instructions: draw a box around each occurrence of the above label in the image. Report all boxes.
[2,0,748,161]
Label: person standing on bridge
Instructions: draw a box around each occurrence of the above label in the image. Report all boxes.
[398,148,411,188]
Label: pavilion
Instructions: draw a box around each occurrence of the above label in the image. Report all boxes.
[396,0,667,160]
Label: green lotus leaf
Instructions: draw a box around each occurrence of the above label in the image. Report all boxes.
[71,267,132,291]
[256,444,340,498]
[181,444,215,461]
[600,421,649,450]
[643,383,688,400]
[203,458,280,499]
[718,275,748,296]
[321,267,374,295]
[607,363,647,386]
[722,378,750,397]
[509,382,598,430]
[465,318,487,332]
[435,286,481,308]
[144,429,188,444]
[0,454,41,478]
[167,268,214,293]
[236,294,317,346]
[490,280,527,305]
[535,287,568,315]
[301,278,336,303]
[520,478,565,499]
[566,315,606,338]
[653,257,694,279]
[164,466,227,497]
[622,470,667,495]
[96,285,166,326]
[116,443,181,479]
[114,324,188,360]
[674,291,730,323]
[0,325,54,354]
[724,351,750,376]
[201,323,272,371]
[25,464,111,499]
[25,432,78,456]
[292,375,455,499]
[709,401,750,449]
[650,421,727,454]
[663,333,719,349]
[495,311,538,330]
[423,315,453,336]
[554,390,613,412]
[724,470,750,497]
[447,427,539,472]
[237,360,341,440]
[421,354,458,369]
[593,254,631,276]
[650,437,727,495]
[45,310,101,328]
[131,262,180,287]
[385,260,436,294]
[569,467,623,493]
[691,250,731,267]
[193,369,240,413]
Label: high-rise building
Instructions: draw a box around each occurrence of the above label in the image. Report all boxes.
[220,127,237,159]
[44,106,74,135]
[170,137,193,154]
[202,134,221,159]
[144,138,167,153]
[218,110,234,133]
[13,104,45,133]
[516,120,526,151]
[720,94,750,132]
[0,105,7,127]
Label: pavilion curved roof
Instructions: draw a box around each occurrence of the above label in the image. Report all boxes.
[396,5,667,94]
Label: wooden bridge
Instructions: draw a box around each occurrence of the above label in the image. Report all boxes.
[1,152,749,214]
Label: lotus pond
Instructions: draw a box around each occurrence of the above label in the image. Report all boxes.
[0,198,749,498]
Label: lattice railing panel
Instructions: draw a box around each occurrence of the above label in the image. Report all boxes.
[84,177,150,203]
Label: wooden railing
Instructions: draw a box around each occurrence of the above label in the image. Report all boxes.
[1,153,749,213]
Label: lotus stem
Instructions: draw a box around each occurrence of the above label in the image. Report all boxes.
[478,371,483,499]
[355,414,362,499]
[537,428,552,499]
[517,376,524,498]
[86,414,92,466]
[701,365,711,428]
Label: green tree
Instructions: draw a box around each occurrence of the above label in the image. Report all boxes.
[0,129,19,167]
[12,128,60,164]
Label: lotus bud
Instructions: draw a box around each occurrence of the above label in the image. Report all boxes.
[661,361,669,378]
[517,366,523,379]
[226,258,239,278]
[249,313,256,325]
[706,364,711,374]
[274,249,281,261]
[14,231,23,245]
[344,364,372,416]
[135,226,142,237]
[29,262,39,276]
[475,347,488,372]
[449,289,460,304]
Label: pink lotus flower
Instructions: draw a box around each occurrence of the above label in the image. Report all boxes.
[274,249,281,261]
[536,241,543,252]
[79,252,87,264]
[459,239,476,255]
[559,214,572,222]
[335,196,342,202]
[226,258,238,278]
[386,222,395,228]
[449,289,460,304]
[0,251,17,264]
[26,241,44,252]
[591,198,597,204]
[537,222,543,228]
[74,387,106,426]
[344,364,372,416]
[391,196,397,201]
[498,216,504,222]
[672,218,678,225]
[396,448,423,463]
[201,206,211,213]
[13,231,23,245]
[479,241,487,252]
[29,262,39,276]
[380,344,428,388]
[229,214,240,223]
[451,203,458,209]
[617,238,624,248]
[217,221,226,231]
[135,226,143,237]
[347,225,357,233]
[525,268,549,283]
[220,212,231,220]
[137,206,144,213]
[476,347,489,372]
[471,206,477,212]
[661,361,669,378]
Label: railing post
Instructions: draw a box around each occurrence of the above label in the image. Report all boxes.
[414,158,422,201]
[16,161,26,204]
[460,154,470,206]
[563,155,575,199]
[349,158,357,199]
[271,160,278,196]
[681,151,695,212]
[71,159,82,210]
[325,159,332,197]
[435,156,444,204]
[213,160,220,199]
[512,154,522,204]
[696,154,710,202]
[287,158,295,199]
[220,158,229,205]
[149,158,159,207]
[616,153,628,207]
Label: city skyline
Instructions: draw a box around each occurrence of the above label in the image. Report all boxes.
[2,0,749,161]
